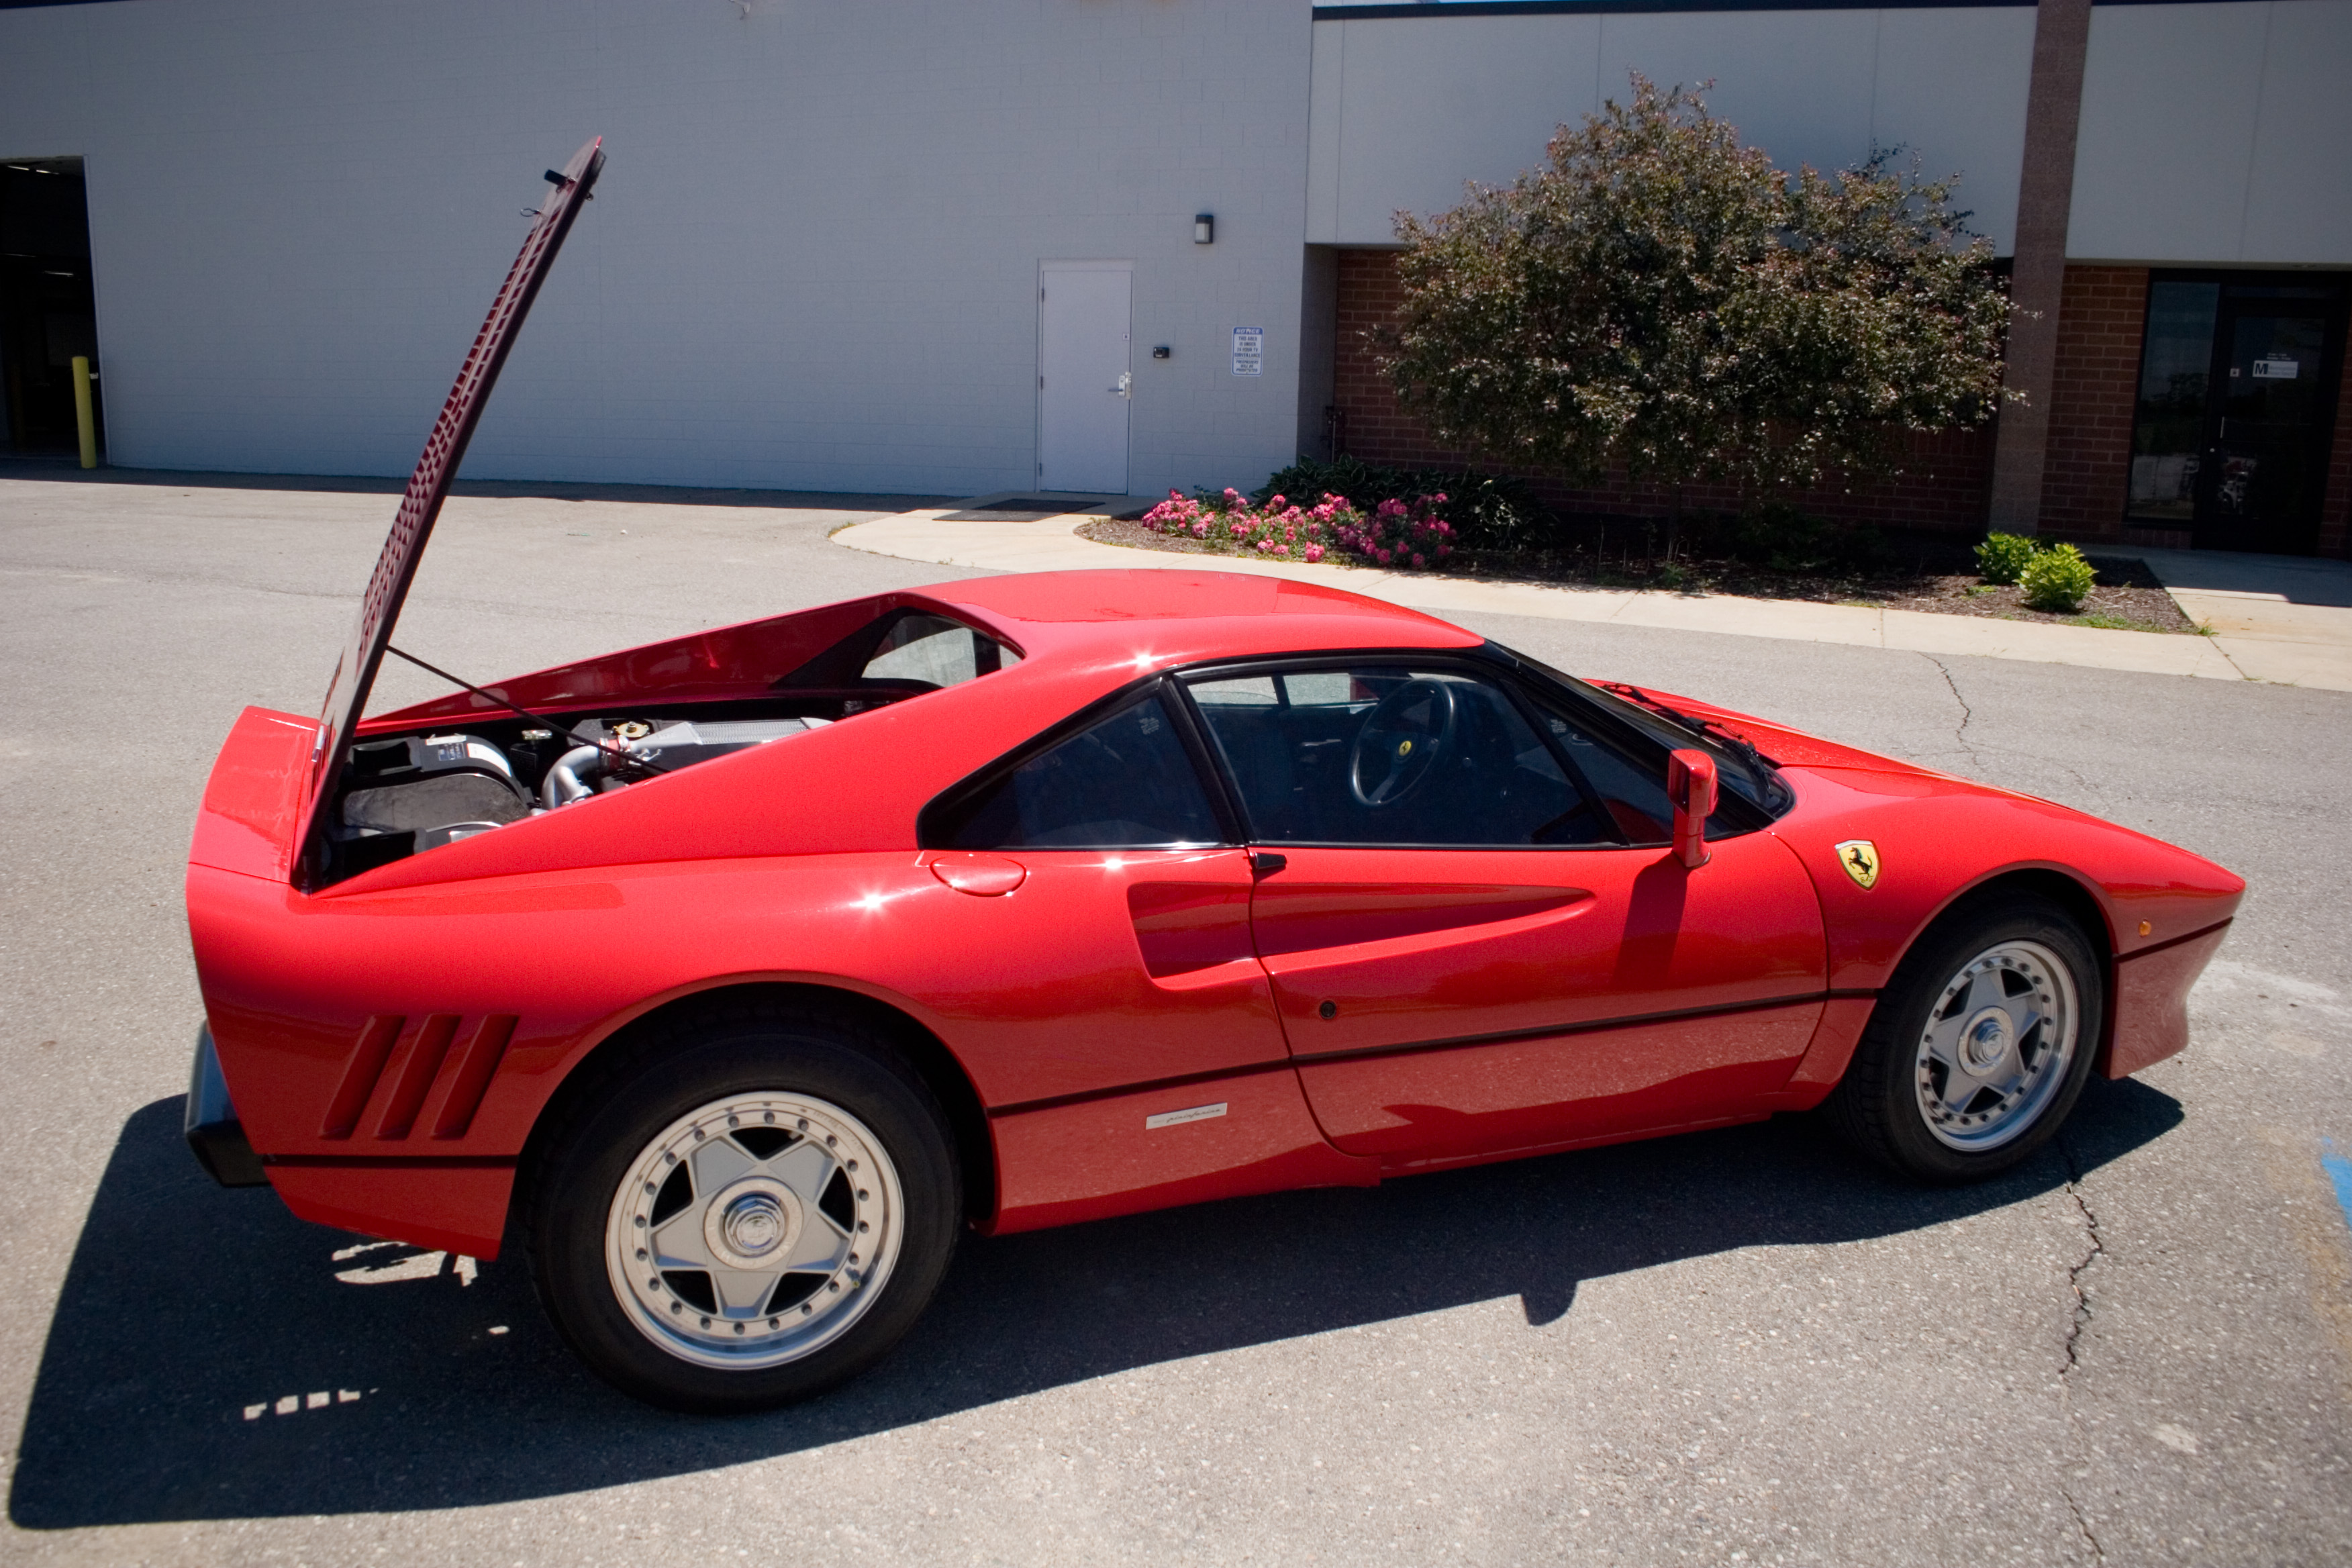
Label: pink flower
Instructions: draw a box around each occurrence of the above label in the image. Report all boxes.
[1273,544,1290,558]
[1191,520,1209,538]
[1412,553,1426,568]
[1376,548,1393,564]
[1267,495,1286,510]
[1303,544,1324,564]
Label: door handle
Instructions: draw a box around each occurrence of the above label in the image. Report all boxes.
[1110,372,1132,397]
[929,852,1027,896]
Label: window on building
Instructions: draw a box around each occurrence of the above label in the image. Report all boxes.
[2127,281,2220,524]
[2125,272,2347,554]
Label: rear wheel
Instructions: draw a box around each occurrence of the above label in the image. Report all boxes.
[527,1002,960,1412]
[1824,894,2104,1182]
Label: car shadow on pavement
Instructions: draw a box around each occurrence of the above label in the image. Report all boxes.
[9,1077,2179,1527]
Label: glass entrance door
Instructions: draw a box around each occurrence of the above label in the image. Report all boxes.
[2128,274,2347,556]
[2197,299,2336,552]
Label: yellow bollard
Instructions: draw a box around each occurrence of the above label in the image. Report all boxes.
[71,355,97,469]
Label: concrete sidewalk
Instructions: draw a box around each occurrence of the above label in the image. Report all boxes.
[835,502,2352,691]
[2132,546,2352,691]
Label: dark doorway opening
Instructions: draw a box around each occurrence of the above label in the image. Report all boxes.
[0,156,101,459]
[2126,271,2347,556]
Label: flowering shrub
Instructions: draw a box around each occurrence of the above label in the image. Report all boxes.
[1332,494,1457,570]
[1137,488,1457,571]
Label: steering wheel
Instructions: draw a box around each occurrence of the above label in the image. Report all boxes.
[1348,678,1459,808]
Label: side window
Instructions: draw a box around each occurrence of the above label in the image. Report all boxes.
[862,614,1020,689]
[936,691,1224,850]
[1532,705,1675,846]
[1185,665,1607,846]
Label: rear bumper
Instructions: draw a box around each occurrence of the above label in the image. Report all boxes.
[185,1026,268,1187]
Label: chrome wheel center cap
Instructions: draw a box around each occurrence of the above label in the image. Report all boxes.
[1960,1007,2013,1074]
[703,1177,801,1270]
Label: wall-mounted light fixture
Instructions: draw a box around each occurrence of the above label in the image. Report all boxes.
[1151,345,1171,360]
[1193,213,1214,245]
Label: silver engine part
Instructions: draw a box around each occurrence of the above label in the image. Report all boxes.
[342,732,529,840]
[540,716,830,808]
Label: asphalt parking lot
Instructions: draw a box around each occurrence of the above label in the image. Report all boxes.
[1,469,2348,1567]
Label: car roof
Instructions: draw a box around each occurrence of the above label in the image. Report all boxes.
[922,570,1481,665]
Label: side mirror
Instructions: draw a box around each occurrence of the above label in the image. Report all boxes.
[1667,748,1717,869]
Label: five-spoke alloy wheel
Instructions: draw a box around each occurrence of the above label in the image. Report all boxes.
[528,1001,959,1412]
[1825,893,2103,1182]
[1912,938,2079,1153]
[605,1091,906,1370]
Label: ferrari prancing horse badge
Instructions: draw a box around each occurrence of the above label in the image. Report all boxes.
[1834,840,1881,889]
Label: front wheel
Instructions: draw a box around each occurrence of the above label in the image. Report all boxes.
[1824,894,2104,1183]
[526,1003,961,1412]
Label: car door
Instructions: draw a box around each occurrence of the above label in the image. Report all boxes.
[915,680,1285,1109]
[914,678,1385,1231]
[1178,659,1826,1169]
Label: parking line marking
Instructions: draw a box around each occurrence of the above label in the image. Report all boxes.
[2322,1140,2352,1233]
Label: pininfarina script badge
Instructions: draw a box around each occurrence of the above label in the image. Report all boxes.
[1835,840,1881,889]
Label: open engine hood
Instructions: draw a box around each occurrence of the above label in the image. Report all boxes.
[293,137,603,876]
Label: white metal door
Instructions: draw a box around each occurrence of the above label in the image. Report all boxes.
[1038,262,1132,493]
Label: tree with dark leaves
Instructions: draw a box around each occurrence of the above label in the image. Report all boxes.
[1385,77,2011,520]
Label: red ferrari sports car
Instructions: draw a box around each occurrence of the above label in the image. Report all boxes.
[183,143,2243,1412]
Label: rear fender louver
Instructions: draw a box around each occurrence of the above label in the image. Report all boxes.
[319,1013,518,1142]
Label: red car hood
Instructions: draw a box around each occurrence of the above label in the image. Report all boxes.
[1596,683,1926,775]
[1604,685,2245,972]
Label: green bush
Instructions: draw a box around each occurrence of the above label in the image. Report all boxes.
[2020,542,2096,612]
[1720,503,1888,574]
[1974,532,2038,585]
[1252,456,1548,551]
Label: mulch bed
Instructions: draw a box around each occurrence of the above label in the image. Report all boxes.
[1077,517,2199,636]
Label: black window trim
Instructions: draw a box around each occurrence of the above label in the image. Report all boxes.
[1480,642,1783,832]
[914,673,1244,852]
[1169,647,1767,852]
[917,645,1778,856]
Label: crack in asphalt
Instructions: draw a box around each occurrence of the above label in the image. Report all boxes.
[2059,1142,2108,1378]
[1918,652,1979,767]
[2057,1135,2110,1562]
[2065,1491,2108,1563]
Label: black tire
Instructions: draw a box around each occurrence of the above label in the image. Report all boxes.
[1822,892,2104,1183]
[524,998,961,1414]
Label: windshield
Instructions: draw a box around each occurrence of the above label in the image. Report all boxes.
[1489,644,1793,817]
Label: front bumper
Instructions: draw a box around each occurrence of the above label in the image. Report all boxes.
[185,1025,268,1187]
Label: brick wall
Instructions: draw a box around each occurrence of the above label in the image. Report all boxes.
[1330,249,1996,534]
[2037,265,2147,543]
[2322,338,2352,559]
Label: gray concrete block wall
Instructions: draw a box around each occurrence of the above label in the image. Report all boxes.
[1306,6,2036,256]
[2070,0,2352,265]
[0,0,1316,496]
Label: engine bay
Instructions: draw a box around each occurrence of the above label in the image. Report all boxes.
[316,692,896,885]
[307,605,1022,887]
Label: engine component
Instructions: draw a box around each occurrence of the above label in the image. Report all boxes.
[415,821,511,851]
[540,716,830,808]
[341,732,529,836]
